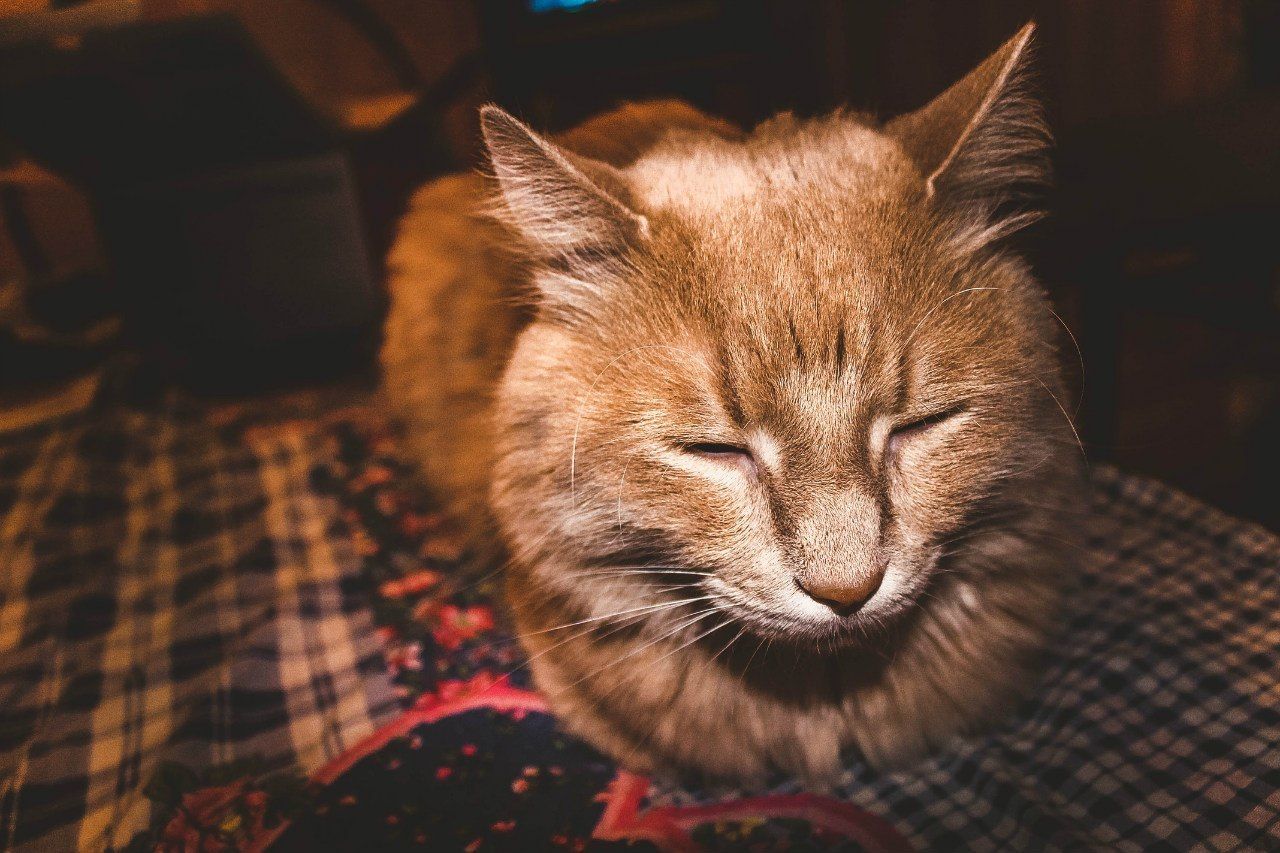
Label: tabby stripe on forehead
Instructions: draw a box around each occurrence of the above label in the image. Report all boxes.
[893,347,913,411]
[713,343,747,427]
[786,315,806,364]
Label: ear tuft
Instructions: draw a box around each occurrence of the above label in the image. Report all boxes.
[887,22,1048,207]
[479,105,647,256]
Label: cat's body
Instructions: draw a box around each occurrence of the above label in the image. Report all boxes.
[382,25,1085,782]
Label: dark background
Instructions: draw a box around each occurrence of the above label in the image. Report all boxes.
[2,0,1278,530]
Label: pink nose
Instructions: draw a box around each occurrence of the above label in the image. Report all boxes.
[796,573,883,614]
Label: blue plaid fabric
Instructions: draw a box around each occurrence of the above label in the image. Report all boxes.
[0,403,398,851]
[641,467,1280,850]
[3,397,1279,851]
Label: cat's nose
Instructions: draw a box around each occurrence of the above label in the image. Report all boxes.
[796,573,883,615]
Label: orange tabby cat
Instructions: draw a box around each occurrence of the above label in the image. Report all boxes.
[382,23,1085,782]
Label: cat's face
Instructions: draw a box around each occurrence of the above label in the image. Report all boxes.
[486,27,1068,647]
[496,207,1057,646]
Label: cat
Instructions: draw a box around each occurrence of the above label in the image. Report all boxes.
[381,22,1086,783]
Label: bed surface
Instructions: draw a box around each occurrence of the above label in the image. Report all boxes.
[2,397,1278,851]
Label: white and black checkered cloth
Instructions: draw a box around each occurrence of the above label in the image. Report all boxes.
[2,399,1278,851]
[0,404,398,852]
[835,466,1280,850]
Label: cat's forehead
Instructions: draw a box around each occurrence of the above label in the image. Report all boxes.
[623,118,910,218]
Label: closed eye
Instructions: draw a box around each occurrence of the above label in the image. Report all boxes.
[680,442,759,477]
[886,406,965,456]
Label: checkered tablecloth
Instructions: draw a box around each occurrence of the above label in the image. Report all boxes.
[0,402,398,852]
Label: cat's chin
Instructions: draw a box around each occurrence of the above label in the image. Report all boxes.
[723,604,906,652]
[702,574,928,653]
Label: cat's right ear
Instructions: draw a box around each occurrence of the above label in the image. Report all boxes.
[479,105,648,257]
[886,23,1047,208]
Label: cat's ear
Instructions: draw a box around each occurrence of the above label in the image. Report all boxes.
[886,22,1047,206]
[479,105,648,255]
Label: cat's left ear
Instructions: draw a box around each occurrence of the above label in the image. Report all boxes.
[479,105,648,256]
[886,22,1047,206]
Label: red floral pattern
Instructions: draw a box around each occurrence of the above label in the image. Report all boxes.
[379,569,441,599]
[127,759,307,853]
[421,603,496,650]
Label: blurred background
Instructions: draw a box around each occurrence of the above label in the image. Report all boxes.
[1,0,1277,529]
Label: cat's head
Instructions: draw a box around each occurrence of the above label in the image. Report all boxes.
[486,24,1074,647]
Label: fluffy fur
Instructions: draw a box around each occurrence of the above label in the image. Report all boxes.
[382,23,1086,782]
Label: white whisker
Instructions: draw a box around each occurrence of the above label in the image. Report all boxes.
[1036,377,1087,462]
[557,603,725,694]
[904,286,1006,349]
[512,595,717,640]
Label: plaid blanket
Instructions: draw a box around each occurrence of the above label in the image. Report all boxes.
[3,401,1279,851]
[278,421,1280,852]
[0,403,398,851]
